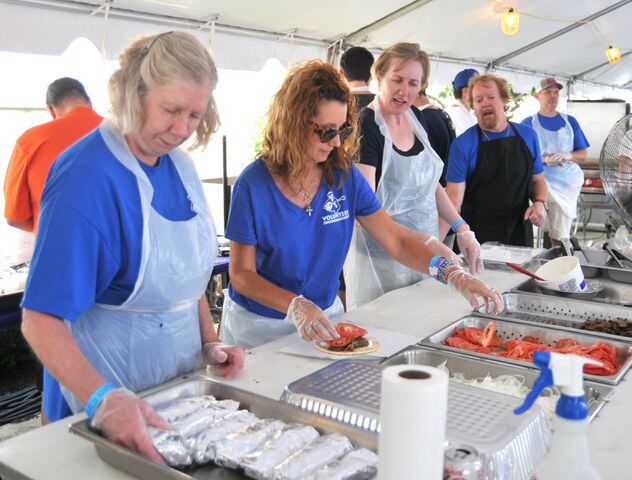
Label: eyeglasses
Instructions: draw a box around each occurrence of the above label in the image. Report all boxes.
[143,31,174,56]
[311,122,353,143]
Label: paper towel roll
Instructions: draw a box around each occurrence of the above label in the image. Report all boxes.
[378,365,448,480]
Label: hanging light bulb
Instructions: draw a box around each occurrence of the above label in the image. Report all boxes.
[501,7,520,36]
[605,45,621,64]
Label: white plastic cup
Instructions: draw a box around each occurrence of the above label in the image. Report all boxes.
[534,256,586,293]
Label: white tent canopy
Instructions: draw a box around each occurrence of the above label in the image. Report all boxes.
[2,0,631,98]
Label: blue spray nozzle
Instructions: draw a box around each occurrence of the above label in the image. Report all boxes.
[514,351,553,415]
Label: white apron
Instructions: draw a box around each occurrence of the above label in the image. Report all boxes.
[532,113,584,218]
[220,292,344,350]
[344,104,443,311]
[62,120,217,413]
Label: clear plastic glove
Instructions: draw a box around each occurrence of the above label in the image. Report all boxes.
[285,295,339,342]
[424,236,462,264]
[91,388,171,464]
[446,267,503,313]
[455,230,484,275]
[546,152,573,165]
[524,201,547,226]
[202,341,245,379]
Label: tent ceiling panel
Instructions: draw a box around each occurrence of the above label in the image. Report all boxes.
[353,0,616,62]
[73,0,412,40]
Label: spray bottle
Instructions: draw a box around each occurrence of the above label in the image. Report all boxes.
[514,351,602,480]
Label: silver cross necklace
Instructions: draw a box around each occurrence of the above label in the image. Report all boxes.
[302,174,319,216]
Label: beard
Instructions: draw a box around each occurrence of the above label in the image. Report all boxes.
[480,113,499,130]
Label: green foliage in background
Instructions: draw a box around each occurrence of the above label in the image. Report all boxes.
[438,82,535,119]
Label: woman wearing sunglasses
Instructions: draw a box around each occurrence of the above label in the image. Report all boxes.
[345,43,484,310]
[220,60,501,349]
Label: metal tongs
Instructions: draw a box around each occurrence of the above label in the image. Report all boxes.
[603,242,632,269]
[560,238,574,257]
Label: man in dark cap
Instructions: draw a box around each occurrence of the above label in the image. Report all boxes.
[446,68,479,136]
[340,46,375,111]
[4,77,102,233]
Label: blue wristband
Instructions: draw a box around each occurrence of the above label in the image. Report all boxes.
[85,383,118,420]
[451,219,466,232]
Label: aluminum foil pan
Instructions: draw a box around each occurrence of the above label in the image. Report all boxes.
[381,345,613,422]
[473,292,632,343]
[69,373,377,480]
[420,316,632,385]
[281,360,551,480]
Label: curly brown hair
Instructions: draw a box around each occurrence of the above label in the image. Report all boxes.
[261,60,358,188]
[467,73,512,112]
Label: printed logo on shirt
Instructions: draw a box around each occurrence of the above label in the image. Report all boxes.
[322,191,349,225]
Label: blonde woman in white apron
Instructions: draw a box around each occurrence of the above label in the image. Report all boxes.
[222,61,502,350]
[20,32,243,463]
[346,43,484,311]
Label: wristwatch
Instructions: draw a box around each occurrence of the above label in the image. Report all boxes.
[533,198,548,211]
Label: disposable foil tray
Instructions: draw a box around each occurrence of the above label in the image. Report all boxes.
[473,292,632,343]
[421,316,632,385]
[478,243,546,271]
[513,277,632,307]
[70,373,376,480]
[538,247,632,283]
[381,345,613,422]
[281,360,551,480]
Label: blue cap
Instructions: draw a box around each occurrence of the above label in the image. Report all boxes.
[452,69,479,88]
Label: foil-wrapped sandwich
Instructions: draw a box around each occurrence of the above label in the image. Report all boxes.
[147,427,192,467]
[313,448,378,479]
[192,410,260,464]
[215,419,286,469]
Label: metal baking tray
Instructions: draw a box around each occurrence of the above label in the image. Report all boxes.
[70,373,376,480]
[381,345,613,422]
[420,316,632,385]
[513,277,632,307]
[478,243,546,271]
[281,360,550,480]
[473,292,632,343]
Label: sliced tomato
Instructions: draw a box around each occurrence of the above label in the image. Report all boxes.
[336,323,368,340]
[327,337,352,348]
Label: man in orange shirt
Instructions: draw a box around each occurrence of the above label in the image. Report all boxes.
[4,77,103,232]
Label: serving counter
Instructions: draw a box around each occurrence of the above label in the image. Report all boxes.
[0,270,628,479]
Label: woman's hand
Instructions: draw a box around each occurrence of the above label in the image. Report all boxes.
[91,388,171,464]
[455,229,484,275]
[202,342,245,379]
[285,296,339,342]
[446,268,502,313]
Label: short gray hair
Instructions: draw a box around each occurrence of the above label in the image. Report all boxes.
[108,31,220,149]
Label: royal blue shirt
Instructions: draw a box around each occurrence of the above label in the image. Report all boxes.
[521,113,590,151]
[226,159,381,318]
[446,122,544,183]
[21,128,196,421]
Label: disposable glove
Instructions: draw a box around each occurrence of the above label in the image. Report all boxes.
[91,388,171,464]
[455,230,484,275]
[446,268,503,313]
[524,201,547,226]
[285,295,339,342]
[202,341,245,379]
[546,152,573,165]
[424,236,462,264]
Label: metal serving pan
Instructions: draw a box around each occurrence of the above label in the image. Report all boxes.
[420,316,632,385]
[381,345,613,422]
[70,373,376,480]
[281,360,550,480]
[478,242,546,271]
[474,292,632,343]
[537,246,632,284]
[513,277,632,307]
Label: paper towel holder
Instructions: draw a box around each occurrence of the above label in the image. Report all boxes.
[398,370,431,380]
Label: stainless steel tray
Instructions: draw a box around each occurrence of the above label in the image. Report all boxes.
[70,373,376,480]
[478,243,546,271]
[513,277,632,307]
[420,316,632,385]
[381,345,613,422]
[537,246,632,283]
[281,360,550,480]
[473,292,632,343]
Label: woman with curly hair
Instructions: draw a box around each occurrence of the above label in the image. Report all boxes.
[221,60,502,350]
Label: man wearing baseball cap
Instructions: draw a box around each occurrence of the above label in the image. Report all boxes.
[522,77,589,245]
[446,68,479,136]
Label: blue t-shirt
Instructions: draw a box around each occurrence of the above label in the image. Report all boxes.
[22,128,196,421]
[226,159,381,318]
[446,122,544,183]
[521,113,590,151]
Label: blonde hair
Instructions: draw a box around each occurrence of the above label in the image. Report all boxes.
[108,31,220,149]
[261,60,358,188]
[372,42,430,89]
[467,73,512,111]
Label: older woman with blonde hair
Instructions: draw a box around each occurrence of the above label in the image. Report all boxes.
[221,60,501,350]
[21,31,243,462]
[345,42,484,310]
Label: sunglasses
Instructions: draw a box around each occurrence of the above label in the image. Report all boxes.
[311,122,353,143]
